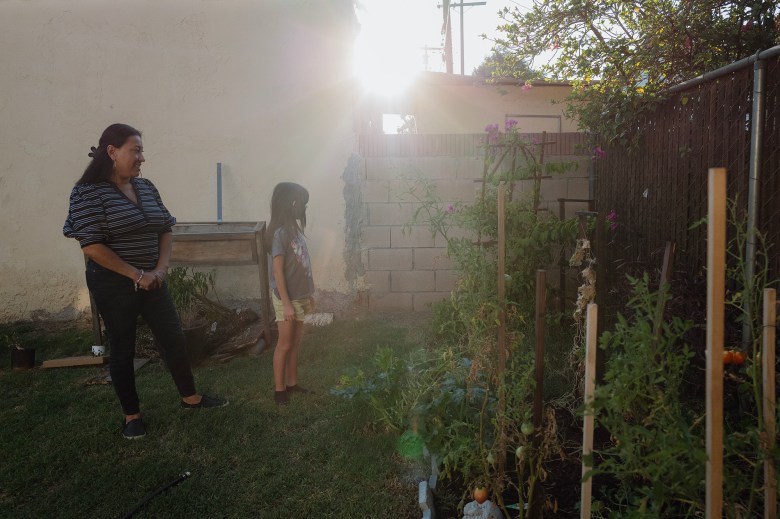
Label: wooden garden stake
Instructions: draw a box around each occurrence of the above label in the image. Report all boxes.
[580,302,598,519]
[763,288,776,519]
[706,167,726,519]
[652,241,676,340]
[496,184,508,476]
[528,269,547,518]
[533,269,546,431]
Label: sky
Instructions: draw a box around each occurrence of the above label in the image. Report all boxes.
[354,0,534,93]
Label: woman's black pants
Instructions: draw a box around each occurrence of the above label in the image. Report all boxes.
[86,262,196,416]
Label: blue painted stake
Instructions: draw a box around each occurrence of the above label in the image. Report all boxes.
[216,162,222,223]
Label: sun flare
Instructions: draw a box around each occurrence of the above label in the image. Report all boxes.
[353,1,426,95]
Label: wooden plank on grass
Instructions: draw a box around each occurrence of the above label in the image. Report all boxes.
[580,302,597,519]
[42,356,108,368]
[706,167,726,519]
[763,288,777,519]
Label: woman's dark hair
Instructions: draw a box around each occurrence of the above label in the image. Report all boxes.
[264,182,309,250]
[76,123,142,185]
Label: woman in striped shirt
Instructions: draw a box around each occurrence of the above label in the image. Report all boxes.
[64,123,227,440]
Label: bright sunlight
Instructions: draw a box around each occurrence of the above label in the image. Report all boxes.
[353,0,436,95]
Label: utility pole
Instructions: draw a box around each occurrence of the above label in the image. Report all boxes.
[440,1,453,74]
[440,1,486,75]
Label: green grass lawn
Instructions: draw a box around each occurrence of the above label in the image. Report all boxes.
[0,314,427,518]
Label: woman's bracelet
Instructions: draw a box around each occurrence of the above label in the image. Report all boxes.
[134,270,144,292]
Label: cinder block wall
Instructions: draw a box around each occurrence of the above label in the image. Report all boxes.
[355,133,590,312]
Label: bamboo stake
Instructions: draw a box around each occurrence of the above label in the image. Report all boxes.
[652,241,676,340]
[533,269,546,430]
[763,288,776,519]
[529,269,547,518]
[497,184,508,476]
[580,302,598,519]
[706,167,726,519]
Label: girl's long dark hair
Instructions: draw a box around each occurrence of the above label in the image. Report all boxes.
[264,182,309,251]
[76,123,141,185]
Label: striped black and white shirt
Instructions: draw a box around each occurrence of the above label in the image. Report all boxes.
[63,178,176,270]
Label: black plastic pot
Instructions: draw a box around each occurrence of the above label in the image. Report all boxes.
[183,321,210,366]
[11,348,35,371]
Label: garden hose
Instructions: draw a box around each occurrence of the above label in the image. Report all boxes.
[120,470,192,519]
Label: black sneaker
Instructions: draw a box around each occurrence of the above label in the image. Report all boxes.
[122,418,146,440]
[286,384,313,394]
[180,394,229,410]
[274,390,289,406]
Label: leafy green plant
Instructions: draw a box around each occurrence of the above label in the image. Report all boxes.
[165,267,215,326]
[587,274,705,517]
[350,127,582,516]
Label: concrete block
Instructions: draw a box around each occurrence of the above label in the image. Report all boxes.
[419,480,432,511]
[415,157,456,180]
[455,156,484,179]
[433,226,474,249]
[362,180,392,203]
[366,157,416,181]
[368,248,413,270]
[362,226,391,248]
[429,453,439,490]
[368,202,417,226]
[566,176,590,198]
[391,270,435,292]
[413,292,451,311]
[369,292,413,311]
[391,226,436,248]
[540,178,568,201]
[364,270,390,292]
[413,248,452,270]
[435,270,459,292]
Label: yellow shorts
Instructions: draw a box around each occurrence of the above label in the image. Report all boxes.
[272,293,312,322]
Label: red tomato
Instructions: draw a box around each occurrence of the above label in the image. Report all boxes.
[723,350,734,364]
[732,351,746,365]
[473,486,489,504]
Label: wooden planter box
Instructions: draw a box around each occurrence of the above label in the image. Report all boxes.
[170,221,272,346]
[87,222,272,350]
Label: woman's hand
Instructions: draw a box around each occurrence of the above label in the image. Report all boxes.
[151,268,167,289]
[283,301,295,322]
[137,271,157,291]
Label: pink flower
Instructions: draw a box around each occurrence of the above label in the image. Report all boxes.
[446,204,456,214]
[521,83,532,92]
[606,210,618,231]
[485,123,500,145]
[505,119,518,132]
[593,146,606,159]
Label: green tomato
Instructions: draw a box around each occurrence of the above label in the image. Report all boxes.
[515,446,524,458]
[521,422,534,436]
[486,452,495,465]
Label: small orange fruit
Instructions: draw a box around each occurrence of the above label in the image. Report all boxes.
[723,350,734,364]
[473,486,489,504]
[732,350,746,365]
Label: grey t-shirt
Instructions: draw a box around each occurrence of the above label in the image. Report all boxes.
[269,227,314,300]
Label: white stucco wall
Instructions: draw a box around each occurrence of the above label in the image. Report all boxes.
[0,0,357,321]
[359,74,578,135]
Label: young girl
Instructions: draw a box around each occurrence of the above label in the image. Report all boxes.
[264,182,315,406]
